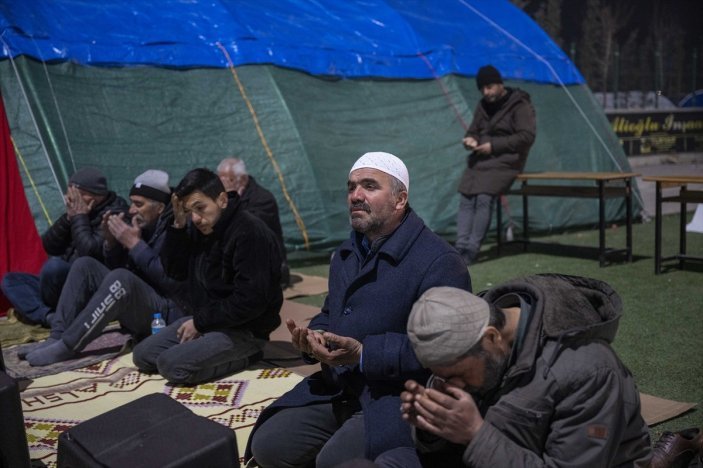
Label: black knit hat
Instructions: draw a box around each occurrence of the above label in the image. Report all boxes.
[69,167,108,195]
[476,65,503,90]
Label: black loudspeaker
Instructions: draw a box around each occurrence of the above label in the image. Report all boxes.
[0,368,32,468]
[57,393,238,468]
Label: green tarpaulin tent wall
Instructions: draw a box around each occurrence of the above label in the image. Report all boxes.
[0,1,640,251]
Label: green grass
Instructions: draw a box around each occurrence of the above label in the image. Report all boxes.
[287,212,703,439]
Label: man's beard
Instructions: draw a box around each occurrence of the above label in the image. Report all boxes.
[349,201,383,234]
[469,348,509,397]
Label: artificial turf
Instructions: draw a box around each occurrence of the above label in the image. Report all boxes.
[287,211,703,440]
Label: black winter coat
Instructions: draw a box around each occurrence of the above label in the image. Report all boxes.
[41,191,129,262]
[159,195,282,338]
[459,87,536,196]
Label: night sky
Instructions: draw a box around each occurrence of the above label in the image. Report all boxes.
[559,0,703,46]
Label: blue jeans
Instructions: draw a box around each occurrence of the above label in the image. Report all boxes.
[455,193,496,264]
[132,316,266,385]
[1,257,71,325]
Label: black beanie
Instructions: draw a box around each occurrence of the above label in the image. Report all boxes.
[476,65,503,90]
[69,167,108,195]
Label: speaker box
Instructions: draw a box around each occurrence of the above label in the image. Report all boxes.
[57,393,238,468]
[0,368,32,468]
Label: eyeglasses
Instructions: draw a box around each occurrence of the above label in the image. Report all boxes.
[426,374,448,392]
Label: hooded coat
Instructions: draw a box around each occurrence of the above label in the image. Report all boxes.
[245,209,471,460]
[419,274,652,467]
[458,87,536,196]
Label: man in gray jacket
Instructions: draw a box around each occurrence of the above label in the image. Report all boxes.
[397,274,651,467]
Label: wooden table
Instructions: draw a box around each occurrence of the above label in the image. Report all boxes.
[496,171,639,267]
[642,175,703,274]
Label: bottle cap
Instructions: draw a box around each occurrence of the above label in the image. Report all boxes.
[154,312,162,319]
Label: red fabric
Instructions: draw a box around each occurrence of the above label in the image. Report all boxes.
[0,93,47,314]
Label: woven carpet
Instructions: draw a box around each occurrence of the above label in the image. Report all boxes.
[4,326,131,380]
[20,352,303,467]
[0,309,50,347]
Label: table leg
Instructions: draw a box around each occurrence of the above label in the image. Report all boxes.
[522,181,529,252]
[598,180,606,267]
[679,186,687,270]
[626,178,633,262]
[496,195,502,256]
[655,182,662,274]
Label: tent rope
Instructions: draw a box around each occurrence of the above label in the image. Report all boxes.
[12,137,53,225]
[31,36,77,173]
[0,33,64,203]
[458,0,647,215]
[216,42,310,250]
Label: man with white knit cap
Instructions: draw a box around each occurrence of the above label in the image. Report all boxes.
[248,152,471,467]
[25,169,186,366]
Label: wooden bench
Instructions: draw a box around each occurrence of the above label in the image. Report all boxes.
[642,175,703,274]
[496,171,639,267]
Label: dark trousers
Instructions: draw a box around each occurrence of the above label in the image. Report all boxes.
[455,193,496,264]
[1,257,71,325]
[52,257,180,352]
[132,316,265,385]
[250,402,366,468]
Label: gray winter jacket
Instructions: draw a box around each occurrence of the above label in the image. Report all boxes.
[419,274,651,467]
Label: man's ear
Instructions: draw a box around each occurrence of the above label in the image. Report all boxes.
[217,192,228,209]
[395,190,408,210]
[481,326,503,349]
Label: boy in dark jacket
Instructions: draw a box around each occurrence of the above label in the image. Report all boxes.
[24,170,185,366]
[398,274,651,467]
[132,168,283,385]
[1,167,128,326]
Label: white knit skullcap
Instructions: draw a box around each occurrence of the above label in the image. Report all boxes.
[350,152,409,194]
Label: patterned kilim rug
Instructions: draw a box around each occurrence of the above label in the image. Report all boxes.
[4,327,131,380]
[20,352,303,467]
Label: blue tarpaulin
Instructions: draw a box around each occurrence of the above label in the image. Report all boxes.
[0,0,583,84]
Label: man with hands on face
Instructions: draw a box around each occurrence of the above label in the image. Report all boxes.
[246,152,471,468]
[1,167,128,326]
[131,168,283,385]
[23,170,186,366]
[396,275,651,467]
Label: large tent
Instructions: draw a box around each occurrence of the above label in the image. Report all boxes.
[0,0,638,251]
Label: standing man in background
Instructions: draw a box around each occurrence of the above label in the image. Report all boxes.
[456,65,536,266]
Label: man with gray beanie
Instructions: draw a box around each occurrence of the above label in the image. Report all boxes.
[394,274,651,467]
[24,169,187,366]
[247,152,471,467]
[1,167,128,326]
[456,64,536,265]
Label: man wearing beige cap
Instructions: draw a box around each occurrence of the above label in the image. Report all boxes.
[247,152,471,467]
[397,274,651,467]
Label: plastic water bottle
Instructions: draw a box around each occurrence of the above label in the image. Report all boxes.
[151,313,166,335]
